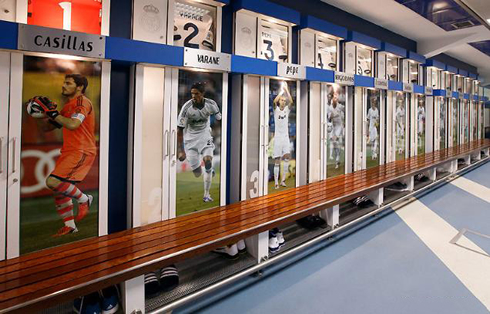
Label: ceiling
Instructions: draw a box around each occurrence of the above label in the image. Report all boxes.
[321,0,490,85]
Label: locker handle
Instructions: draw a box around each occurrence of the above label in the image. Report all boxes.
[171,130,176,158]
[0,137,3,174]
[264,125,269,149]
[163,130,169,157]
[11,137,17,174]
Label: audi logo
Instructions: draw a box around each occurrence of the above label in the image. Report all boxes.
[20,149,61,194]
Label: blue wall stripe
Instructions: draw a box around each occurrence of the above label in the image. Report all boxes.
[463,93,469,100]
[426,59,445,70]
[300,15,348,39]
[446,65,458,74]
[355,75,375,87]
[231,55,277,76]
[458,69,469,77]
[306,67,334,83]
[469,73,478,79]
[105,37,183,67]
[452,91,460,98]
[347,31,381,50]
[433,89,446,97]
[381,42,406,57]
[233,0,300,25]
[413,84,424,94]
[388,80,403,91]
[407,51,425,63]
[0,21,18,50]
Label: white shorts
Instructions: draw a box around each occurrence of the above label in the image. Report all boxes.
[273,136,290,159]
[184,136,215,170]
[330,125,344,140]
[369,127,378,142]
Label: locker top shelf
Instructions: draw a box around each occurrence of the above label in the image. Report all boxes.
[0,140,489,313]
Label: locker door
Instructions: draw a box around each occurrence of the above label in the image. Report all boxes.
[353,87,364,171]
[326,83,348,177]
[0,52,10,261]
[385,91,394,162]
[365,89,380,169]
[132,65,171,227]
[307,82,322,183]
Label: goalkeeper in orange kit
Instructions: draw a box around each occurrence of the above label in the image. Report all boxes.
[30,74,97,237]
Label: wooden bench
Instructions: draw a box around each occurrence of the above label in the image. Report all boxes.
[0,139,489,313]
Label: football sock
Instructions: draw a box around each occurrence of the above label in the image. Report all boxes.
[281,161,289,183]
[203,168,212,197]
[335,148,340,162]
[274,164,280,185]
[55,194,76,229]
[329,145,333,159]
[53,181,89,203]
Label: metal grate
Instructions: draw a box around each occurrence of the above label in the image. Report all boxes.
[145,252,256,312]
[269,221,332,257]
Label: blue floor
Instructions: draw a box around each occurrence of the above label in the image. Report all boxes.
[177,162,490,314]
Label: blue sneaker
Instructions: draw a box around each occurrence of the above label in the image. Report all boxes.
[73,293,101,314]
[100,286,120,314]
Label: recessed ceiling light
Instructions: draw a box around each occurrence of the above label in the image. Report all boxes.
[487,19,490,24]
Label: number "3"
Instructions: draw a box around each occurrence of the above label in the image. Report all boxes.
[263,39,274,61]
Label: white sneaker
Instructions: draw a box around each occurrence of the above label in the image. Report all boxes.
[276,231,285,247]
[213,244,238,259]
[237,239,246,254]
[280,181,287,187]
[203,195,214,202]
[275,184,280,189]
[269,236,280,253]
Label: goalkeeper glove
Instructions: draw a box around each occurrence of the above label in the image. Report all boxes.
[32,96,59,120]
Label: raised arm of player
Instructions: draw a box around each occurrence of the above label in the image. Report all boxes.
[283,85,293,108]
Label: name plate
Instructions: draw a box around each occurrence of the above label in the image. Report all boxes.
[184,48,231,72]
[403,83,413,93]
[425,86,433,95]
[374,78,388,90]
[334,72,355,86]
[18,24,105,58]
[277,63,306,80]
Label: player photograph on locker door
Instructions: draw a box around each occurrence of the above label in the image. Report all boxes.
[395,93,406,161]
[417,95,426,155]
[173,0,217,51]
[440,100,447,149]
[22,55,101,254]
[452,99,459,146]
[326,84,345,177]
[27,0,103,35]
[268,80,296,193]
[366,90,380,169]
[176,70,222,216]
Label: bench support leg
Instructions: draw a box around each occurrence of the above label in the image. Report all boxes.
[464,155,471,166]
[400,176,414,192]
[320,205,339,229]
[428,168,437,181]
[450,160,458,173]
[472,152,481,161]
[122,275,146,314]
[367,188,383,206]
[245,231,269,263]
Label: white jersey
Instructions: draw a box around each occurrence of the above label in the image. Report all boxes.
[274,106,290,138]
[418,106,425,121]
[260,26,288,62]
[327,103,344,128]
[395,106,405,128]
[174,1,214,50]
[367,107,379,130]
[178,98,221,142]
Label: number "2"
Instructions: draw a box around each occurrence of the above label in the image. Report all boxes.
[184,22,199,49]
[263,39,274,61]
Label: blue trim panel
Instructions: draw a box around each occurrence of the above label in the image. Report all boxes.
[306,67,334,83]
[463,93,469,100]
[473,95,479,101]
[433,89,446,97]
[347,31,381,50]
[216,0,230,4]
[355,75,375,87]
[407,51,425,63]
[469,73,478,79]
[413,84,424,94]
[233,0,300,25]
[426,59,445,70]
[105,37,183,66]
[231,55,277,76]
[381,42,406,57]
[299,15,347,39]
[452,91,459,98]
[0,21,18,50]
[446,64,458,74]
[388,80,403,91]
[458,69,468,77]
